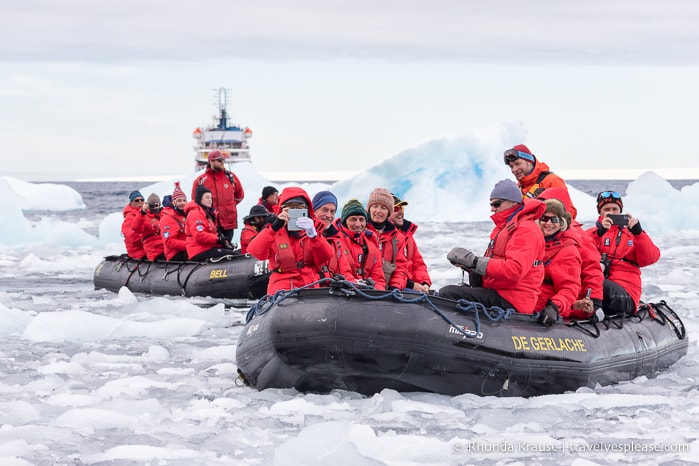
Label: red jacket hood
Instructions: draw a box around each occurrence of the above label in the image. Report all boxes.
[278,187,316,218]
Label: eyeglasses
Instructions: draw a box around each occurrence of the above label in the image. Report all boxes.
[490,199,505,208]
[133,198,144,203]
[539,215,560,224]
[393,206,404,213]
[149,203,161,208]
[504,149,536,165]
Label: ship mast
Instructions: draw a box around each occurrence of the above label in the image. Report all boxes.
[215,87,230,130]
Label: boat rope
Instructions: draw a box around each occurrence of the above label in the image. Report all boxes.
[244,276,516,339]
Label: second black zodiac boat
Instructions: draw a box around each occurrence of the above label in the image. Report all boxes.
[93,254,270,300]
[236,279,688,397]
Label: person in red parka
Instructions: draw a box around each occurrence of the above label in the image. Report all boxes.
[132,193,166,261]
[365,188,409,290]
[247,187,334,294]
[240,204,272,255]
[538,187,605,320]
[504,144,578,219]
[333,199,386,289]
[534,199,583,324]
[439,179,546,316]
[311,191,354,281]
[185,185,238,261]
[160,182,188,261]
[587,190,661,314]
[258,185,279,214]
[191,150,244,243]
[390,194,431,293]
[122,190,146,260]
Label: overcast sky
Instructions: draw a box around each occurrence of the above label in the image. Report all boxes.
[3,0,699,181]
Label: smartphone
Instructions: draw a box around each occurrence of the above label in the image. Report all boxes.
[608,214,629,226]
[287,208,308,231]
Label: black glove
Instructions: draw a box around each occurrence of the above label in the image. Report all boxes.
[630,221,643,235]
[271,216,286,232]
[538,301,559,327]
[596,221,609,237]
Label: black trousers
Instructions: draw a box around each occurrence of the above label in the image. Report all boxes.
[603,279,636,315]
[438,284,516,310]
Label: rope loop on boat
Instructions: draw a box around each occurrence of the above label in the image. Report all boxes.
[245,277,516,338]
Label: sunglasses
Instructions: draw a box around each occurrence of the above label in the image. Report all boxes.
[503,149,536,165]
[539,215,560,224]
[490,199,505,208]
[133,198,144,203]
[149,203,161,208]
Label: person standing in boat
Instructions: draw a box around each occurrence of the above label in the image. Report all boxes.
[240,204,273,255]
[439,179,545,314]
[160,182,188,261]
[258,185,279,214]
[191,150,244,244]
[247,187,334,294]
[311,191,355,281]
[333,199,386,289]
[185,185,238,261]
[121,190,146,260]
[504,144,578,219]
[538,187,605,320]
[390,194,431,293]
[533,199,584,326]
[132,193,166,261]
[365,188,409,290]
[587,191,661,314]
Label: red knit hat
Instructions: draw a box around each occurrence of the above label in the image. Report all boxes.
[172,182,186,202]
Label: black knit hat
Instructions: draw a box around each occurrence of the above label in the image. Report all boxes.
[195,185,211,205]
[261,186,278,200]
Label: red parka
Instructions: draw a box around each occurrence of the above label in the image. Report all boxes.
[332,218,386,289]
[160,206,187,261]
[365,220,409,290]
[184,201,220,259]
[587,219,661,307]
[481,198,546,314]
[240,224,260,255]
[397,220,432,287]
[534,229,583,317]
[132,209,165,261]
[319,221,357,281]
[121,204,146,259]
[247,187,334,294]
[191,168,244,230]
[539,187,604,302]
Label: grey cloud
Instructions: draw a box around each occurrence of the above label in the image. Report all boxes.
[2,0,699,64]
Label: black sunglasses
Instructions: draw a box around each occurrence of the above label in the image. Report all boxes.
[490,199,505,208]
[539,215,560,224]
